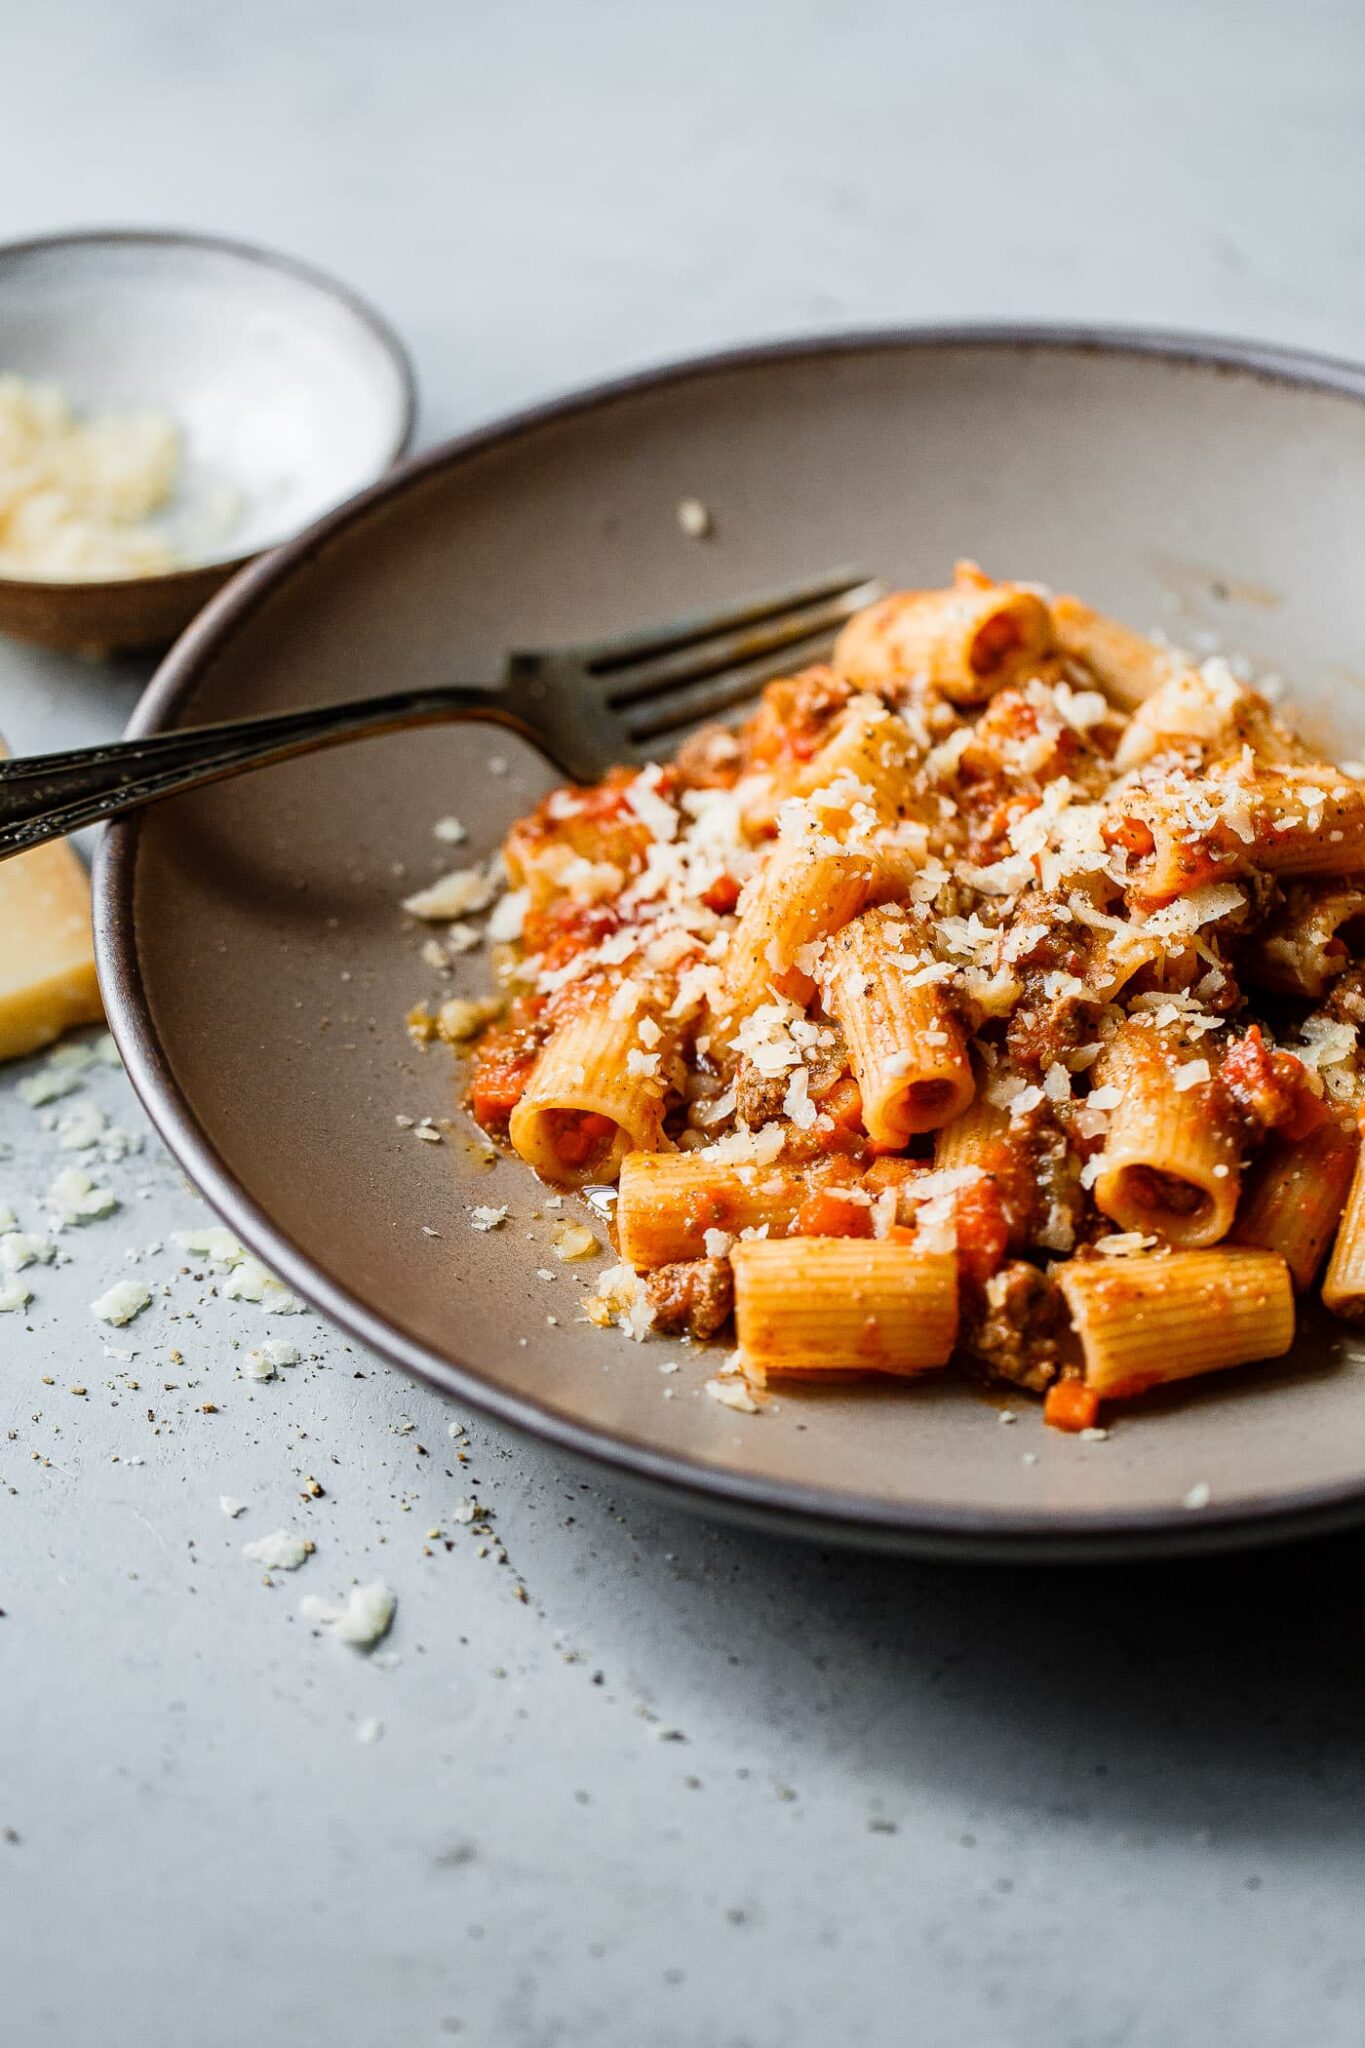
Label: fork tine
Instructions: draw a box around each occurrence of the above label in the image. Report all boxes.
[622,625,844,746]
[577,567,879,675]
[604,580,882,709]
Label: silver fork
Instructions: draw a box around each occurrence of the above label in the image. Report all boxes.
[0,567,881,861]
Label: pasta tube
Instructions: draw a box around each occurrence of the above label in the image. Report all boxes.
[933,1091,1011,1173]
[1323,1145,1365,1321]
[1057,1248,1294,1397]
[1109,767,1365,908]
[1245,881,1365,999]
[616,1150,804,1268]
[718,836,878,1022]
[793,701,923,818]
[732,1238,957,1379]
[818,907,974,1143]
[509,1002,670,1185]
[1051,593,1175,711]
[1233,1119,1359,1289]
[833,562,1054,706]
[1091,1021,1241,1247]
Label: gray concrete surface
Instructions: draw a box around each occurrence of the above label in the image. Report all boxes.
[4,4,1365,2043]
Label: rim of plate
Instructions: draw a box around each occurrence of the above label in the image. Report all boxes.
[94,322,1365,1560]
[0,224,418,590]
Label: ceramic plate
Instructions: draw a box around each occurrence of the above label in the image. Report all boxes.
[96,328,1365,1558]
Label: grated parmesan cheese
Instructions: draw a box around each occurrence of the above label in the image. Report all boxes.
[300,1580,396,1649]
[0,375,184,579]
[91,1279,150,1326]
[242,1529,312,1572]
[403,867,496,920]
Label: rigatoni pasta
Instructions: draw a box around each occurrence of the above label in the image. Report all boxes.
[1055,1248,1294,1397]
[1233,1119,1359,1290]
[1089,1020,1242,1248]
[1323,1146,1365,1321]
[732,1239,958,1379]
[834,560,1055,706]
[718,834,878,1021]
[616,1150,805,1268]
[817,906,975,1143]
[507,992,672,1185]
[431,566,1365,1433]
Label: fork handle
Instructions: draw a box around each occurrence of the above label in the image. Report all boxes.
[0,688,539,860]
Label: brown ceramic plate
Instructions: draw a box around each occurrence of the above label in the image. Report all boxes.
[95,328,1365,1559]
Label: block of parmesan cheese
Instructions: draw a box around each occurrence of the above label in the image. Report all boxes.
[0,751,104,1061]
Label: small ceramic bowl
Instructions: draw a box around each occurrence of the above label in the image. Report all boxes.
[0,228,415,653]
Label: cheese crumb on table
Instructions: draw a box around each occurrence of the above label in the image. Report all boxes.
[300,1580,396,1649]
[241,1529,313,1572]
[90,1279,151,1326]
[48,1166,118,1226]
[222,1255,303,1314]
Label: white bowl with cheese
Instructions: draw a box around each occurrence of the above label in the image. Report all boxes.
[0,228,415,652]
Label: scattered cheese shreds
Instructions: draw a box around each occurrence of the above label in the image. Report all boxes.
[551,1220,598,1261]
[705,1376,761,1413]
[0,1232,53,1272]
[300,1580,396,1649]
[245,1339,299,1380]
[242,1529,312,1571]
[222,1256,304,1314]
[173,1225,245,1266]
[403,867,496,920]
[91,1279,151,1326]
[48,1167,118,1225]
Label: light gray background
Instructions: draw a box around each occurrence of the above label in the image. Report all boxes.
[4,4,1365,2044]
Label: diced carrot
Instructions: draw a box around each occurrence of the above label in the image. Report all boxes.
[1103,815,1156,861]
[523,900,622,968]
[1043,1380,1101,1433]
[547,1110,616,1168]
[819,1075,865,1132]
[882,1224,918,1245]
[701,873,742,916]
[792,1187,873,1238]
[953,1179,1010,1288]
[863,1155,921,1190]
[470,1052,537,1125]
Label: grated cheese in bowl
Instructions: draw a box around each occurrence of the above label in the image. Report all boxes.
[0,375,184,581]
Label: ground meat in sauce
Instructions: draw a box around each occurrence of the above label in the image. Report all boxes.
[1325,964,1365,1029]
[1216,1024,1323,1141]
[963,1260,1069,1393]
[733,1058,790,1129]
[741,666,854,768]
[645,1257,735,1341]
[674,723,743,790]
[1006,992,1095,1078]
